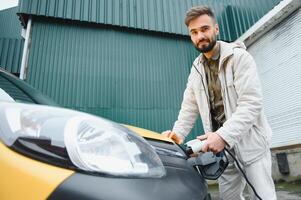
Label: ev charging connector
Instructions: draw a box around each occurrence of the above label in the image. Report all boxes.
[185,139,228,180]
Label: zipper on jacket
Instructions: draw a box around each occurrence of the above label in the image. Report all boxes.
[220,72,228,120]
[219,56,233,119]
[192,63,213,131]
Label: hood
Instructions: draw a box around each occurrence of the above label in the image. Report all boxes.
[124,125,174,143]
[231,41,246,50]
[219,40,246,63]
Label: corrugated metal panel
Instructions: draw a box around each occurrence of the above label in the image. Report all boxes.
[0,7,22,38]
[18,0,281,41]
[248,8,301,147]
[26,19,203,140]
[0,38,23,73]
[0,7,23,74]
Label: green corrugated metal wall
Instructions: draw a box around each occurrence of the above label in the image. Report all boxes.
[0,38,23,73]
[27,19,203,138]
[0,7,22,38]
[0,7,23,73]
[19,0,281,41]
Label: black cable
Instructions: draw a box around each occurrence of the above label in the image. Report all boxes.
[224,148,263,200]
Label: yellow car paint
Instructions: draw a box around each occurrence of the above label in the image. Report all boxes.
[125,125,174,143]
[0,142,74,200]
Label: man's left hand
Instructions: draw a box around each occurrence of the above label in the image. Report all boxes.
[197,132,225,154]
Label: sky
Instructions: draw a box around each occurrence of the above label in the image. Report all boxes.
[0,0,18,11]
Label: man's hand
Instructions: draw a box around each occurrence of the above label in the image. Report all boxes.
[197,132,225,154]
[162,130,184,144]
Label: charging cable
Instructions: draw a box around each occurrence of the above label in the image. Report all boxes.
[224,148,263,200]
[185,139,262,199]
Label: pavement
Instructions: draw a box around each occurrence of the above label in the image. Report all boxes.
[208,181,301,200]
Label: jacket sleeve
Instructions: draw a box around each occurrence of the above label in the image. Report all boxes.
[172,68,199,139]
[216,49,263,148]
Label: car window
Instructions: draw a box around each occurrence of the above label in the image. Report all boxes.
[0,74,35,103]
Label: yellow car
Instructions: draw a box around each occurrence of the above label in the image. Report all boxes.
[0,68,211,200]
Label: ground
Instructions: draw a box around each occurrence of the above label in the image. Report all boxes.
[208,181,301,200]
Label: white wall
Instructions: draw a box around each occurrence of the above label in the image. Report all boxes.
[248,8,301,148]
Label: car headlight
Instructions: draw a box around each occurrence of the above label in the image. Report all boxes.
[0,102,166,178]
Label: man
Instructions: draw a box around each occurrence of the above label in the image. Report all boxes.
[163,6,276,200]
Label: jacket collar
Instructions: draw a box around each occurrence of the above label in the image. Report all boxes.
[195,41,246,72]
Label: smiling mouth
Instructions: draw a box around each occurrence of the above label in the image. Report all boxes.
[198,42,209,48]
[197,40,209,46]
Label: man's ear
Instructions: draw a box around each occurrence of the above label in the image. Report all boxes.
[214,23,219,35]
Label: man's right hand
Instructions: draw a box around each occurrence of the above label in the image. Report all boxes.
[162,130,184,144]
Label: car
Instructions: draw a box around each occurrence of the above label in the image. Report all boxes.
[0,68,214,200]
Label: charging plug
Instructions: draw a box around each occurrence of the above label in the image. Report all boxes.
[185,139,206,155]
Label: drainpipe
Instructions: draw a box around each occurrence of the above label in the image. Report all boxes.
[20,17,32,80]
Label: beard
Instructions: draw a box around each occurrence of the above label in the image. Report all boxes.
[194,35,217,53]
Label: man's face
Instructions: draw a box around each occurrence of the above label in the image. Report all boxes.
[188,14,219,53]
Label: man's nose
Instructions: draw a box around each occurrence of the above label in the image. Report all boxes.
[196,31,205,40]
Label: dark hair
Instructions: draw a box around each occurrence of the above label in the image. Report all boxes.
[184,6,216,26]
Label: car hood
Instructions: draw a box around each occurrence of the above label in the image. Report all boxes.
[125,125,174,143]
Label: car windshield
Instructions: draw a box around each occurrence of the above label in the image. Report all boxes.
[0,88,15,102]
[0,74,35,104]
[0,70,57,106]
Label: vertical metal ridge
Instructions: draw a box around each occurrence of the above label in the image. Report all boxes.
[0,38,23,73]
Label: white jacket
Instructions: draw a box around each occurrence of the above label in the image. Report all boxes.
[173,41,272,165]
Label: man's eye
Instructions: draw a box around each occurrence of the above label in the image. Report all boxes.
[202,27,209,32]
[191,31,197,35]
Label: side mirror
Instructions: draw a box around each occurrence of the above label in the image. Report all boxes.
[187,151,228,180]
